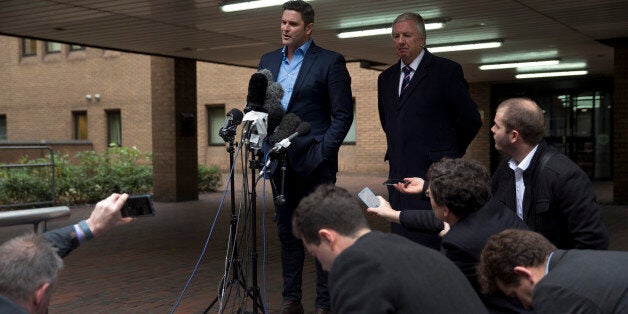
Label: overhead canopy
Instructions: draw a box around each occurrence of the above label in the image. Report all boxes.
[1,0,627,82]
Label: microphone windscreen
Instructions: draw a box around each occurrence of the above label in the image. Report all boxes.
[271,113,301,144]
[296,122,311,136]
[227,108,244,125]
[258,68,273,82]
[245,72,268,112]
[265,81,285,133]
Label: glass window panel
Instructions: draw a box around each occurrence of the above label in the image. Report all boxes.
[45,41,61,53]
[207,106,225,145]
[70,45,85,51]
[73,111,88,140]
[22,38,37,56]
[107,110,122,146]
[0,115,6,140]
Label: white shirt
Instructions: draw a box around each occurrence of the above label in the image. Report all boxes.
[398,50,425,96]
[508,145,539,219]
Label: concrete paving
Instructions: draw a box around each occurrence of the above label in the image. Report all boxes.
[0,174,625,313]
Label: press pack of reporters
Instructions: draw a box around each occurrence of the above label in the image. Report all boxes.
[1,1,626,313]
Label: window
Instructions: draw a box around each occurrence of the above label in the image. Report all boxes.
[106,110,121,147]
[22,38,37,56]
[45,41,61,54]
[207,106,226,145]
[0,115,6,140]
[73,111,88,140]
[343,98,356,144]
[70,44,85,51]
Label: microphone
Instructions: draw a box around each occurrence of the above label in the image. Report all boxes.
[265,81,285,134]
[242,72,270,150]
[270,113,301,145]
[257,68,285,134]
[271,121,311,155]
[219,108,244,142]
[244,72,268,113]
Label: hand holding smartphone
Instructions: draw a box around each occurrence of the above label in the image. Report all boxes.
[121,194,156,217]
[382,178,409,186]
[358,187,380,208]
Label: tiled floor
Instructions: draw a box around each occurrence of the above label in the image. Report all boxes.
[0,174,625,313]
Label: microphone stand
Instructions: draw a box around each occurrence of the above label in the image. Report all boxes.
[204,138,248,313]
[247,149,266,314]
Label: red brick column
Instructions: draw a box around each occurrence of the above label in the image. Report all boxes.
[151,57,198,201]
[466,82,491,170]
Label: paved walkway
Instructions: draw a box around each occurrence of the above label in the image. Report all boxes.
[0,174,625,313]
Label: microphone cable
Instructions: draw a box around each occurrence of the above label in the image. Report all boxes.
[169,142,243,314]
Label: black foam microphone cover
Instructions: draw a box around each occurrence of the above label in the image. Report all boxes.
[295,121,311,136]
[270,113,301,145]
[228,108,244,125]
[245,72,268,112]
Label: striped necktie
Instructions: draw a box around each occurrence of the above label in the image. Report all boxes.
[401,65,413,95]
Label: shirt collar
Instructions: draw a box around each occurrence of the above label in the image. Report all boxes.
[508,144,539,171]
[281,39,313,60]
[400,49,425,72]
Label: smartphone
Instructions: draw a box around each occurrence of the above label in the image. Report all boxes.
[382,178,408,186]
[358,187,380,208]
[121,194,156,217]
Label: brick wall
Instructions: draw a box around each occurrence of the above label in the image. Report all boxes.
[0,35,152,154]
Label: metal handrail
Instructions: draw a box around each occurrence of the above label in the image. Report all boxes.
[0,146,56,209]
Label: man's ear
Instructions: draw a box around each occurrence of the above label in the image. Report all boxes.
[33,282,51,308]
[318,229,335,247]
[509,129,520,143]
[513,266,533,282]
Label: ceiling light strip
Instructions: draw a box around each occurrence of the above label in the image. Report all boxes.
[427,41,502,53]
[515,70,588,79]
[221,0,314,12]
[337,22,444,39]
[480,59,559,70]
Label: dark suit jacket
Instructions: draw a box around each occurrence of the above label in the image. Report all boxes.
[258,42,353,177]
[44,225,80,258]
[330,231,487,314]
[491,141,608,250]
[378,49,481,212]
[399,199,530,313]
[534,249,628,313]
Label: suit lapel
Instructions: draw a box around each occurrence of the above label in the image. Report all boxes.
[397,49,431,109]
[289,43,320,109]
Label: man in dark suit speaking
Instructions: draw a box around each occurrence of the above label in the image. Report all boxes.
[378,12,482,249]
[478,229,627,313]
[258,1,353,313]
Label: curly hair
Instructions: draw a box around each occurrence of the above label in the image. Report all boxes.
[293,185,369,245]
[477,229,555,294]
[427,158,491,218]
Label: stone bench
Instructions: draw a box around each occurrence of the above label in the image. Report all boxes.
[0,206,71,233]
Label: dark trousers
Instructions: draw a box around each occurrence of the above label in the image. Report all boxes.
[273,159,335,310]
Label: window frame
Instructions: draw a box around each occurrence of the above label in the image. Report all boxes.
[206,105,227,146]
[22,38,37,57]
[106,110,122,147]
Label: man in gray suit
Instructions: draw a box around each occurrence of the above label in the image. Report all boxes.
[477,229,628,313]
[293,185,487,314]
